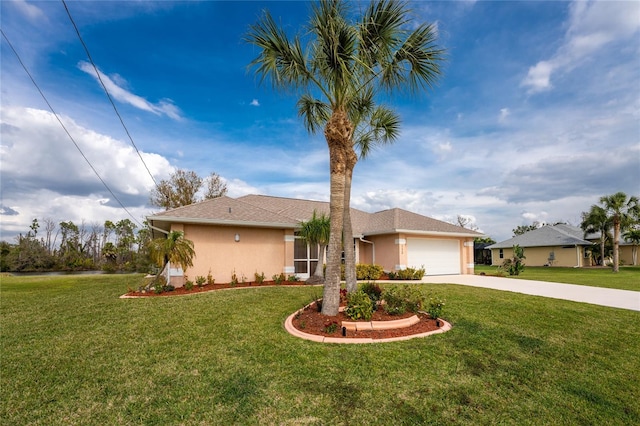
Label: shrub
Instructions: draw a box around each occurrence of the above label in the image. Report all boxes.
[360,281,383,303]
[184,279,194,291]
[426,296,445,320]
[382,284,427,315]
[207,270,215,285]
[254,271,266,284]
[151,275,167,294]
[272,273,286,285]
[387,266,425,280]
[356,264,384,280]
[287,275,300,282]
[195,275,206,287]
[345,290,374,321]
[230,270,238,286]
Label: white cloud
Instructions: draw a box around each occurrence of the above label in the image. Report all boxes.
[522,0,640,94]
[498,108,510,123]
[77,61,183,120]
[0,106,172,239]
[250,99,260,107]
[11,0,45,21]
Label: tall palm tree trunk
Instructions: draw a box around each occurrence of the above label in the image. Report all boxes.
[343,147,358,293]
[612,219,620,273]
[322,110,352,316]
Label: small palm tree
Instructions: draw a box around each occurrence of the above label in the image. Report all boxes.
[581,205,611,266]
[148,231,196,285]
[622,228,640,266]
[598,192,640,272]
[247,0,444,315]
[298,211,331,284]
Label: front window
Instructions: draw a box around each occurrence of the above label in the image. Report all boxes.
[294,235,319,274]
[499,249,504,259]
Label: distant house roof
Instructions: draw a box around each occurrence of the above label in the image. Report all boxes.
[487,224,592,249]
[148,194,483,239]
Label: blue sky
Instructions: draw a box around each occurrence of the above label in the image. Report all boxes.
[1,0,638,243]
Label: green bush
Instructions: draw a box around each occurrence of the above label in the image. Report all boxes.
[382,284,427,315]
[356,264,384,280]
[254,271,266,284]
[184,279,194,291]
[195,275,206,287]
[387,266,425,280]
[426,296,445,319]
[345,290,374,321]
[360,281,383,303]
[272,273,286,285]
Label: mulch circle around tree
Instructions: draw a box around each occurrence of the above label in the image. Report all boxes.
[290,301,442,340]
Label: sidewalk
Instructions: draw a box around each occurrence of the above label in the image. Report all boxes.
[418,274,640,312]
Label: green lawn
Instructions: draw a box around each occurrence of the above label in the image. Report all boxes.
[475,265,640,291]
[2,274,639,425]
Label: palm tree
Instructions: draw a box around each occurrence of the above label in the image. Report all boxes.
[581,205,610,266]
[148,231,196,285]
[622,228,640,266]
[298,211,331,284]
[247,0,444,315]
[598,192,640,272]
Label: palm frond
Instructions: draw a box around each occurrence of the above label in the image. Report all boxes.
[297,94,331,134]
[246,10,310,90]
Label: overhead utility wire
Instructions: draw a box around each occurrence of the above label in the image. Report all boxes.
[61,0,159,189]
[0,28,144,228]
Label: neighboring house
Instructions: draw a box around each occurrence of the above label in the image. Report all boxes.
[582,232,638,266]
[147,194,482,286]
[486,224,593,267]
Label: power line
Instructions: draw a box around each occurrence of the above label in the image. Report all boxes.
[0,28,144,228]
[61,0,159,189]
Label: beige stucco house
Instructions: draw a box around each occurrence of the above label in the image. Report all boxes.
[147,195,482,285]
[487,224,593,267]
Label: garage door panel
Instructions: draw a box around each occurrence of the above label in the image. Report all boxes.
[407,238,460,275]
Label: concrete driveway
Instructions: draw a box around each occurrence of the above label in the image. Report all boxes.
[418,274,640,312]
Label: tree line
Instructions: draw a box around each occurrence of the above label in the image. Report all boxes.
[0,169,227,273]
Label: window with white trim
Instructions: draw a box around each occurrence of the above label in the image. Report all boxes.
[294,235,319,274]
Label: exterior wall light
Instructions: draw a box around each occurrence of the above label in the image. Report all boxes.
[234,233,240,242]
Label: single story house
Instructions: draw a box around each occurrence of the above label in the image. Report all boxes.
[486,224,593,267]
[147,194,483,285]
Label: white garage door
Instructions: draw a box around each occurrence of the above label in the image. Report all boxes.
[407,238,460,276]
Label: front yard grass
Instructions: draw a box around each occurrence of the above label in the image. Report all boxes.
[2,274,639,425]
[475,264,640,291]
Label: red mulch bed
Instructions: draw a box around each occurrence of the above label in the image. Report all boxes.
[291,301,442,339]
[125,280,307,297]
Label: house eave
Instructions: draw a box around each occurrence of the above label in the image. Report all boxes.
[364,229,483,238]
[147,216,298,230]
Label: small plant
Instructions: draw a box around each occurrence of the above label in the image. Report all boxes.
[272,273,286,285]
[164,284,175,292]
[323,320,339,334]
[241,273,247,285]
[503,245,526,276]
[360,282,383,303]
[230,270,238,286]
[426,296,445,320]
[287,274,300,282]
[207,269,215,285]
[184,279,194,291]
[345,290,374,321]
[339,288,348,304]
[254,271,266,284]
[195,275,206,287]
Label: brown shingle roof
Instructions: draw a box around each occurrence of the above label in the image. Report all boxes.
[148,194,482,238]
